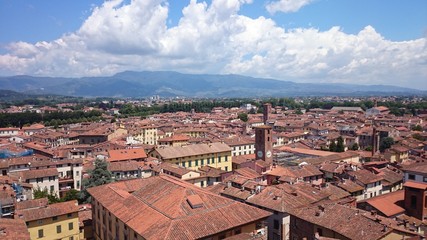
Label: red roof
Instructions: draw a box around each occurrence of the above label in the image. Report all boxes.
[365,190,405,217]
[403,180,427,190]
[108,148,147,162]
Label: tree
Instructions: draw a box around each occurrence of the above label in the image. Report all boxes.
[351,143,359,151]
[237,113,248,122]
[412,133,425,141]
[33,186,49,199]
[379,137,394,152]
[411,125,423,131]
[80,158,113,203]
[336,136,345,152]
[295,108,303,115]
[63,189,80,202]
[33,187,62,204]
[329,141,337,152]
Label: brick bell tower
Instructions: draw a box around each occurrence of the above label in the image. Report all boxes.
[263,103,271,125]
[255,125,273,163]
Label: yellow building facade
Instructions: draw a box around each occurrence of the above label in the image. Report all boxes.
[16,199,80,240]
[150,142,232,172]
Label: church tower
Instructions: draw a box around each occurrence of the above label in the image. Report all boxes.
[263,103,271,125]
[255,125,273,163]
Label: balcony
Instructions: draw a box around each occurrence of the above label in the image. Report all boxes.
[59,176,74,183]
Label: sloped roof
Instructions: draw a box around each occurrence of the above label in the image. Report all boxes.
[292,204,391,239]
[0,218,31,240]
[88,175,270,239]
[108,148,147,162]
[15,200,78,222]
[154,142,231,159]
[365,190,405,217]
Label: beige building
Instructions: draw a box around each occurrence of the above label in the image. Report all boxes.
[128,126,158,145]
[18,168,59,196]
[150,142,233,172]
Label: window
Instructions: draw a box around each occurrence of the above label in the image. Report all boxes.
[201,159,204,165]
[76,171,80,176]
[36,178,43,183]
[225,156,228,162]
[218,156,221,163]
[77,181,80,188]
[69,222,74,230]
[408,174,416,180]
[69,237,74,240]
[234,228,242,234]
[188,161,192,167]
[57,225,62,233]
[211,157,214,164]
[424,177,427,183]
[50,185,54,192]
[274,219,280,230]
[225,166,228,172]
[52,216,58,221]
[49,176,54,181]
[195,160,198,166]
[37,220,43,224]
[67,213,73,218]
[411,196,417,209]
[38,229,44,238]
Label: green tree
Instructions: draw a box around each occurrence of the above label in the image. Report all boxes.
[80,158,113,203]
[329,141,337,152]
[336,136,345,152]
[412,133,425,141]
[295,108,303,115]
[33,186,49,199]
[411,125,423,131]
[237,112,249,122]
[351,143,359,151]
[33,187,62,204]
[379,137,394,152]
[62,189,80,202]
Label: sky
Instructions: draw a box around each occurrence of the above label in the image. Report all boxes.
[0,0,426,89]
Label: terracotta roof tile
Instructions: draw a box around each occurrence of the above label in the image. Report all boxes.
[16,200,79,222]
[403,180,427,190]
[108,148,147,162]
[88,175,271,239]
[365,190,405,217]
[0,218,30,240]
[292,204,391,240]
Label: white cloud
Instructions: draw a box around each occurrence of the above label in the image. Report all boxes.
[266,0,313,14]
[0,0,426,89]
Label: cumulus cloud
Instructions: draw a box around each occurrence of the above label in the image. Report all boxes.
[0,0,426,89]
[266,0,313,14]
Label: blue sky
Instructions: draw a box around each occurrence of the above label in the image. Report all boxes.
[0,0,426,89]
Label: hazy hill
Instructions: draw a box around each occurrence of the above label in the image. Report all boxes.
[0,71,424,98]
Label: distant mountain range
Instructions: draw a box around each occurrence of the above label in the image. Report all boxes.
[0,71,424,98]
